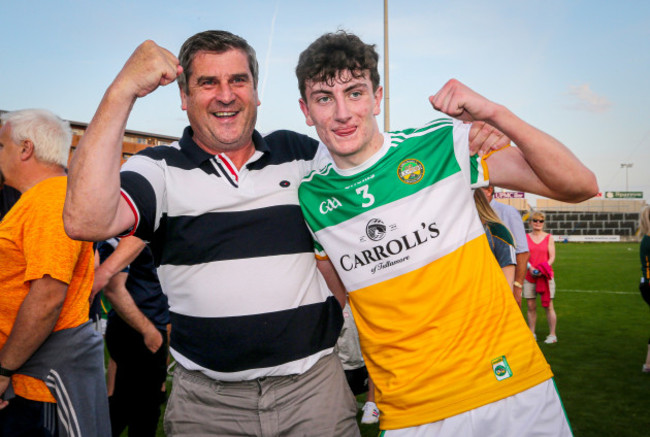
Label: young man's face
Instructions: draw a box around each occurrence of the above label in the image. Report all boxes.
[299,70,383,169]
[180,49,260,155]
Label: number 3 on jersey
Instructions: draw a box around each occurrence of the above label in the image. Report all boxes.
[355,184,375,208]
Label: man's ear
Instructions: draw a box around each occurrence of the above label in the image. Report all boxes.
[20,139,35,161]
[299,98,315,127]
[373,85,383,117]
[180,86,188,111]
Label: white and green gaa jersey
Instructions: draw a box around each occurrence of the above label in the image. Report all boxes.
[299,118,552,430]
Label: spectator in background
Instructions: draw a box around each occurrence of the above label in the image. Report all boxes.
[0,109,109,436]
[638,206,650,373]
[481,185,529,305]
[524,211,557,343]
[0,185,21,219]
[95,235,169,436]
[474,188,516,287]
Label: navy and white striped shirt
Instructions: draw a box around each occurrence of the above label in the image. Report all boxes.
[120,127,342,381]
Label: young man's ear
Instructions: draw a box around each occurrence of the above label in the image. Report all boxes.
[373,86,383,117]
[299,99,315,127]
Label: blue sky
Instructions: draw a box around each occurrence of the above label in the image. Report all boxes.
[1,0,649,200]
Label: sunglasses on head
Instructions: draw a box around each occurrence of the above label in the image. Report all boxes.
[532,219,544,223]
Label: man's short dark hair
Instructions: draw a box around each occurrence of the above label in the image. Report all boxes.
[296,30,380,100]
[178,30,259,93]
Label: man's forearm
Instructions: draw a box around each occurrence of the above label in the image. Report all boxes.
[486,105,598,202]
[104,273,157,339]
[0,277,66,370]
[100,237,146,280]
[515,252,529,285]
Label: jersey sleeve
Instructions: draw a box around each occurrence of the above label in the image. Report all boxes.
[451,119,489,189]
[22,193,84,285]
[120,153,166,242]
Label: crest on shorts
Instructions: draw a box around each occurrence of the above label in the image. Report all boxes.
[397,159,424,184]
[491,355,513,381]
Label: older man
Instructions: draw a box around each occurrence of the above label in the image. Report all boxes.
[0,109,109,436]
[64,31,359,436]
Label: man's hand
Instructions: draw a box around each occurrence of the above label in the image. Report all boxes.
[430,79,500,123]
[0,376,10,410]
[468,121,511,156]
[111,40,183,101]
[143,325,163,354]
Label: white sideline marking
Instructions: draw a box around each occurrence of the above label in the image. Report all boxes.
[561,289,636,295]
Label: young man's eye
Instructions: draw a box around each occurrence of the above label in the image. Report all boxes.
[316,96,331,103]
[350,91,362,98]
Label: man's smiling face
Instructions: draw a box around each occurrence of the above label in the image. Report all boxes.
[181,49,260,155]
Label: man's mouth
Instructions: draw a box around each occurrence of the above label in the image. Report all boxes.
[213,111,237,118]
[334,127,356,136]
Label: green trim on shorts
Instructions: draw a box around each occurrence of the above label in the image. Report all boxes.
[552,377,574,435]
[378,431,387,437]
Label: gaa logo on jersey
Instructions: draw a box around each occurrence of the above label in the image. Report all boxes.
[366,218,387,241]
[397,159,424,184]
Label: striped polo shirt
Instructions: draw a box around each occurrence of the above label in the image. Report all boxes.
[120,127,342,381]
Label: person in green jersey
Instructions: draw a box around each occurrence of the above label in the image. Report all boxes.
[295,31,597,436]
[473,187,516,288]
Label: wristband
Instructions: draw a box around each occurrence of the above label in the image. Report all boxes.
[0,363,15,377]
[513,281,522,288]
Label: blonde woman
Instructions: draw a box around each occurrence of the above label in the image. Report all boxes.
[524,212,557,343]
[473,189,516,288]
[638,206,650,372]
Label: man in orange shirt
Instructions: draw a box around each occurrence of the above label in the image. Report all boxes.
[0,109,109,436]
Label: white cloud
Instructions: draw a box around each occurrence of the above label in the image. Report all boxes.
[566,84,612,113]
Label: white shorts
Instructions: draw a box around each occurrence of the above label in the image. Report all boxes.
[380,379,572,437]
[523,278,556,299]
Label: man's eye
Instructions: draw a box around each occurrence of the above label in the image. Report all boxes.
[317,96,331,103]
[350,91,362,98]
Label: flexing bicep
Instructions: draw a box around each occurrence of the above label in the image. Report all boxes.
[485,147,557,199]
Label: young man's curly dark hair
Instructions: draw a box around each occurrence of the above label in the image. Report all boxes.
[296,30,380,100]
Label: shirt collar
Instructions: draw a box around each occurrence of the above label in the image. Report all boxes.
[178,126,270,165]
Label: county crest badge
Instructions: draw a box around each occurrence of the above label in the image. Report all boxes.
[397,159,424,184]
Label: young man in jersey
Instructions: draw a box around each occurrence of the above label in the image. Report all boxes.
[296,31,597,436]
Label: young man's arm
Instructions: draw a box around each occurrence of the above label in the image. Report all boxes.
[0,275,67,408]
[317,258,347,309]
[64,40,182,241]
[430,79,598,202]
